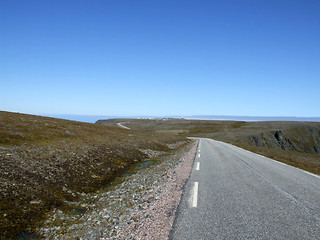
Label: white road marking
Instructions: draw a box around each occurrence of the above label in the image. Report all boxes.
[219,139,320,180]
[198,153,201,158]
[192,182,199,207]
[196,162,200,170]
[275,161,287,166]
[304,170,320,179]
[266,156,319,179]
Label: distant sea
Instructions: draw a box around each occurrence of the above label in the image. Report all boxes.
[42,114,132,123]
[42,114,320,124]
[188,115,320,122]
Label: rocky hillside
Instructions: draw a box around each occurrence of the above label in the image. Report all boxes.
[0,111,188,238]
[247,127,320,153]
[195,121,320,155]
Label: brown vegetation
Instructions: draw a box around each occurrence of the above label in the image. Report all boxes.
[97,118,320,174]
[0,111,187,238]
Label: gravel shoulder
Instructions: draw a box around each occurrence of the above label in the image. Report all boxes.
[38,140,198,239]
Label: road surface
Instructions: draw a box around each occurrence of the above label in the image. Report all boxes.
[117,122,131,130]
[170,138,320,240]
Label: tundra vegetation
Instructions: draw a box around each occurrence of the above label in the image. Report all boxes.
[0,111,187,238]
[97,118,320,175]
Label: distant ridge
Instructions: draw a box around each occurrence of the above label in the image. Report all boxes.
[42,114,320,123]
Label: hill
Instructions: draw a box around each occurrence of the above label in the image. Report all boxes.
[97,118,320,175]
[0,111,188,238]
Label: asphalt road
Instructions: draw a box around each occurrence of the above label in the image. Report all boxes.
[117,122,131,130]
[170,138,320,240]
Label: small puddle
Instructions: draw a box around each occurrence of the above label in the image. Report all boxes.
[70,207,86,215]
[118,160,156,177]
[15,231,40,240]
[135,160,155,169]
[106,160,157,189]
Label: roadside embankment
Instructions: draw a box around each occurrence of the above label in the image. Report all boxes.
[37,140,198,239]
[0,111,187,238]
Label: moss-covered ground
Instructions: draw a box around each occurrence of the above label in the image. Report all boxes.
[0,111,187,238]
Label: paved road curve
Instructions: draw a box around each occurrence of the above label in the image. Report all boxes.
[170,138,320,240]
[117,122,131,130]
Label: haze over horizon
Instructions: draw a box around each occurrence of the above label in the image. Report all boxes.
[39,113,320,124]
[1,0,320,117]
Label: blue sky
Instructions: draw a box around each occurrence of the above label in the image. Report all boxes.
[1,0,320,117]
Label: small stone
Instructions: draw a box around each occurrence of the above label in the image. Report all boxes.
[30,200,42,204]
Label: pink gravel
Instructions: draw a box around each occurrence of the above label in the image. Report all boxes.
[115,140,198,240]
